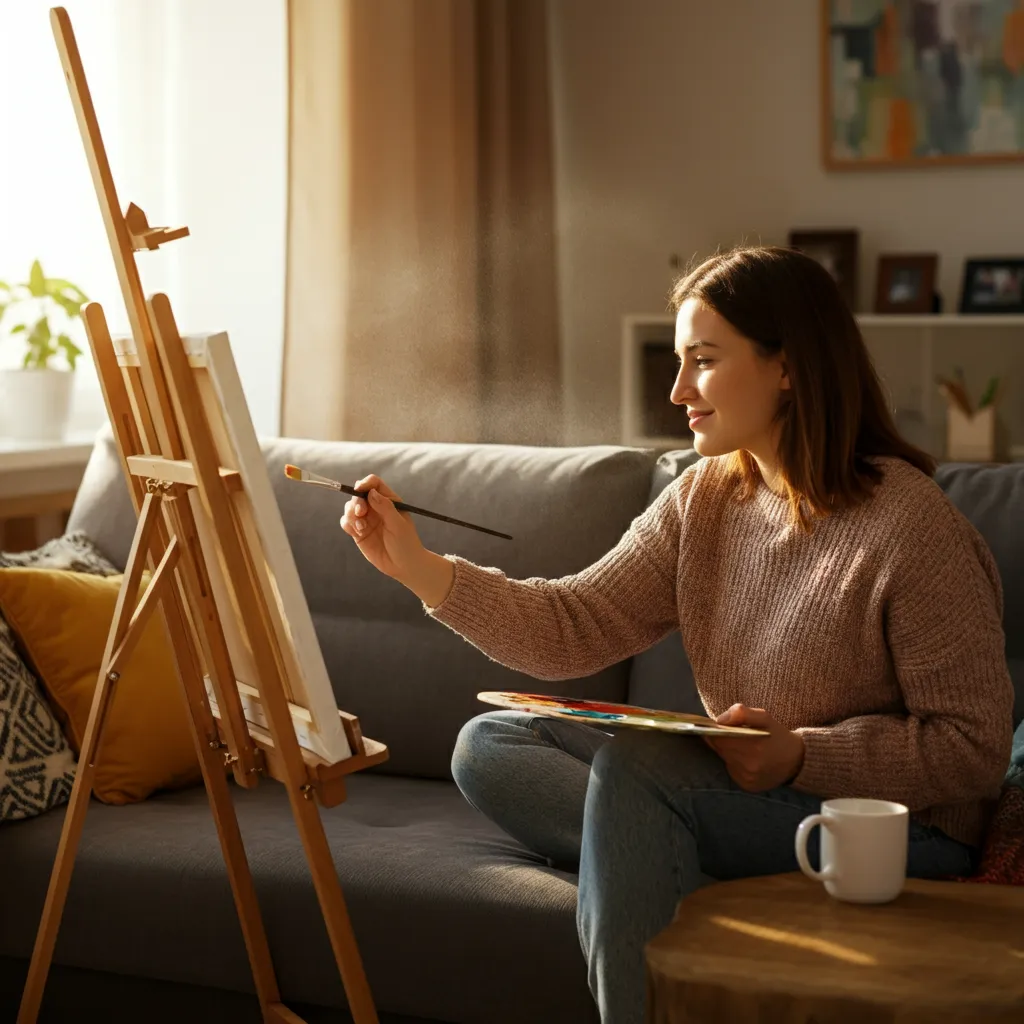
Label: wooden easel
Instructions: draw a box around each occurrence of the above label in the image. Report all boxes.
[18,9,387,1023]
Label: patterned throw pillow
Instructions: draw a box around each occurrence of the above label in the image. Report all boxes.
[0,531,120,576]
[946,732,1024,887]
[0,532,119,821]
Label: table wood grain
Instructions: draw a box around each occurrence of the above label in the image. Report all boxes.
[645,872,1024,1023]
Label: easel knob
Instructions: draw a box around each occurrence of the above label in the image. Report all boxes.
[124,202,190,251]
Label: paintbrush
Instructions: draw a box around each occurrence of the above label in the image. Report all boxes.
[284,464,513,541]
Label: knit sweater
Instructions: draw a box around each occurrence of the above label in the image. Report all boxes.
[428,455,1015,847]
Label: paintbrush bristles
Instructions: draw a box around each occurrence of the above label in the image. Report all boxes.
[284,464,342,490]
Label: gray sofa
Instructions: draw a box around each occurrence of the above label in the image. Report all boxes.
[1,431,1022,1023]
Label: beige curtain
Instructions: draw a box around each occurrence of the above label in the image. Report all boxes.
[282,0,561,445]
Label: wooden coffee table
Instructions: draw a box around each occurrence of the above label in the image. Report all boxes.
[645,872,1024,1023]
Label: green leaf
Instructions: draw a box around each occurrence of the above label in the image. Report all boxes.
[28,260,46,298]
[23,344,52,370]
[10,323,26,334]
[29,317,52,345]
[978,376,1000,409]
[24,317,53,367]
[57,333,82,371]
[49,293,83,319]
[46,278,89,302]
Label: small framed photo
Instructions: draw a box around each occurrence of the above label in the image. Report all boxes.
[788,229,859,311]
[874,254,938,315]
[959,258,1024,315]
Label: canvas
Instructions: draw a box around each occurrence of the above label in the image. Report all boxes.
[111,330,350,764]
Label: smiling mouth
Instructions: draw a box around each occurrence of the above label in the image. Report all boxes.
[688,410,714,426]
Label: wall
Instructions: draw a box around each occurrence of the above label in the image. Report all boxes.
[548,0,1024,445]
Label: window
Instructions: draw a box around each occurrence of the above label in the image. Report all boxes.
[0,0,286,437]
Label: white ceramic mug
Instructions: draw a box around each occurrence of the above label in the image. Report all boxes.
[795,798,909,903]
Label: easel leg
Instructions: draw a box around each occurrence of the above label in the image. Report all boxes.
[289,797,379,1024]
[17,494,163,1023]
[17,688,115,1022]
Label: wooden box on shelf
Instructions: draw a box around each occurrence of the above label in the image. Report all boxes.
[947,404,996,462]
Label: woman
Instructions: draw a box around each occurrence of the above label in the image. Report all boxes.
[339,246,1013,1024]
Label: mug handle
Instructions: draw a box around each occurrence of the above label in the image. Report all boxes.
[795,814,836,881]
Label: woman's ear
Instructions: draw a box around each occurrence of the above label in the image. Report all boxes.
[778,357,791,391]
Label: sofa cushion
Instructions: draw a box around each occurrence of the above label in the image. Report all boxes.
[0,569,201,804]
[934,462,1024,728]
[0,613,76,822]
[67,430,657,779]
[626,449,704,713]
[0,776,597,1024]
[1012,721,1024,780]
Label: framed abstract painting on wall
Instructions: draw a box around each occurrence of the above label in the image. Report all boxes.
[822,0,1024,168]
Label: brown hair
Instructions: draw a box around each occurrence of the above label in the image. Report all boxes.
[669,245,935,530]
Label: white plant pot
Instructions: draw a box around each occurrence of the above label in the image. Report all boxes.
[0,368,75,441]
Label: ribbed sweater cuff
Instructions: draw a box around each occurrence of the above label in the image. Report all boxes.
[423,555,500,633]
[792,727,859,797]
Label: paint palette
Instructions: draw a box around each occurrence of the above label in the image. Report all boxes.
[477,692,768,736]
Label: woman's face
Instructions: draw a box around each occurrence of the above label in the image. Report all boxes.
[670,298,790,464]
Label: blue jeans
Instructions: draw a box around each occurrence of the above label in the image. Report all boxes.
[451,710,976,1024]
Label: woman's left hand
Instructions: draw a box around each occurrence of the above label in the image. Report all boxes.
[705,704,805,792]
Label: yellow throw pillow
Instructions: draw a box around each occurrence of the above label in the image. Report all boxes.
[0,567,201,804]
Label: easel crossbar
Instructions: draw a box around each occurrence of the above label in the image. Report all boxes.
[106,533,179,680]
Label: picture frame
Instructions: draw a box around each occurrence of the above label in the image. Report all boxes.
[821,0,1024,169]
[788,229,859,310]
[958,258,1024,315]
[874,254,939,314]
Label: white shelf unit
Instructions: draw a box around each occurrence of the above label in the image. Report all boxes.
[857,315,1024,461]
[622,314,1024,459]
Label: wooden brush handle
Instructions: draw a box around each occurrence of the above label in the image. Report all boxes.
[338,484,513,541]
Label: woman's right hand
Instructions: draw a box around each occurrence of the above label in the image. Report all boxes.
[340,475,426,582]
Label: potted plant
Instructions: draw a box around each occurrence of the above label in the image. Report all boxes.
[0,260,87,441]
